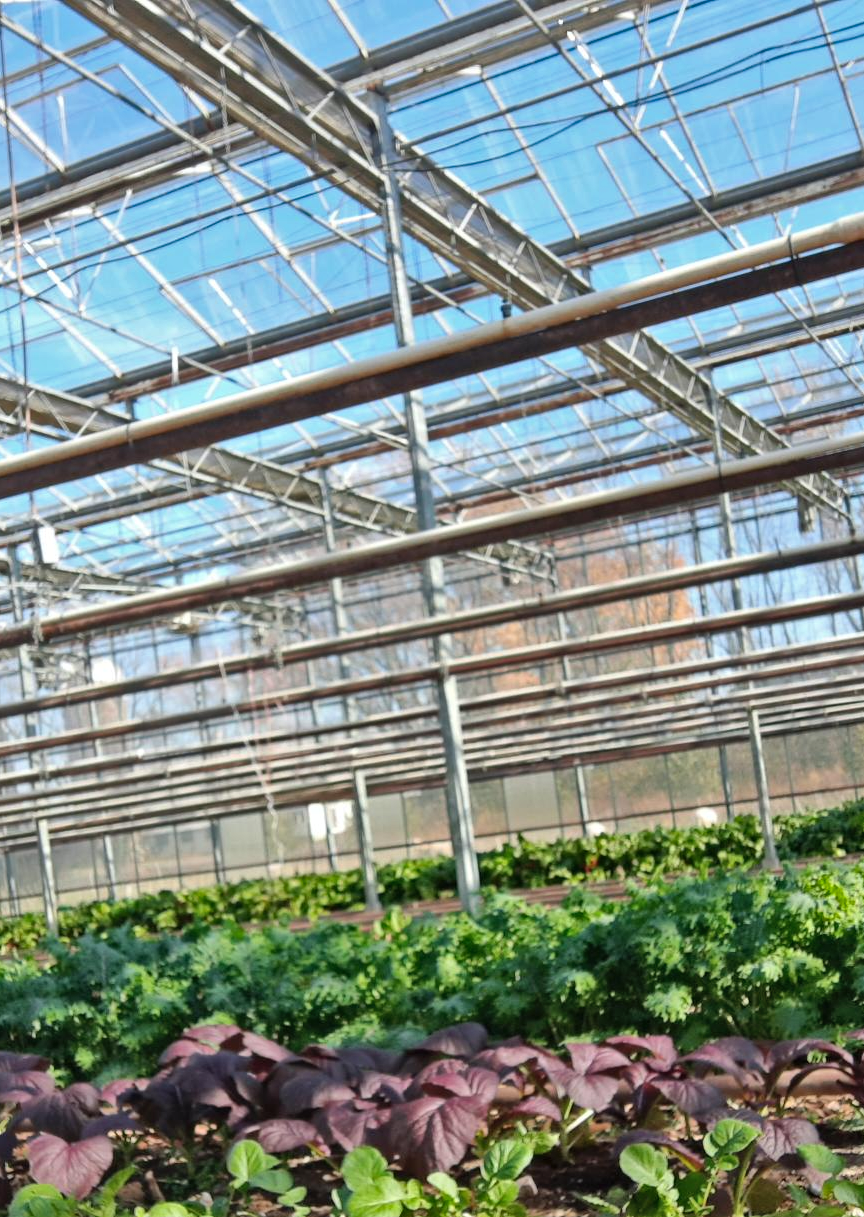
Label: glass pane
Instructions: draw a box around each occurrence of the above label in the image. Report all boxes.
[267,806,316,863]
[470,779,507,839]
[10,849,42,900]
[585,765,615,822]
[53,841,96,899]
[134,827,179,883]
[110,833,138,884]
[220,812,267,872]
[368,793,405,849]
[555,768,579,828]
[404,787,448,845]
[666,750,724,811]
[726,743,757,803]
[609,756,669,816]
[176,824,216,882]
[503,771,558,833]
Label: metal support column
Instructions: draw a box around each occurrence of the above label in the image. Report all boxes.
[353,770,381,912]
[321,468,358,873]
[708,378,749,821]
[8,546,39,707]
[748,707,779,869]
[548,555,573,683]
[4,851,19,917]
[843,492,864,633]
[36,818,58,934]
[691,510,733,822]
[321,471,355,694]
[574,763,590,835]
[323,807,339,874]
[102,834,117,901]
[210,819,227,885]
[371,90,480,914]
[718,750,735,824]
[8,546,58,922]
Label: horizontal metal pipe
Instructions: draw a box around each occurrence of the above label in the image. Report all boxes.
[8,695,862,856]
[0,217,862,500]
[7,696,864,851]
[3,631,862,818]
[5,658,863,824]
[2,584,864,763]
[6,666,863,826]
[4,534,861,720]
[1,693,852,838]
[6,423,864,651]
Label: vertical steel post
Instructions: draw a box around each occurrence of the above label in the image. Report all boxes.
[548,555,573,682]
[210,819,227,884]
[102,835,117,901]
[748,707,779,869]
[708,382,745,621]
[296,594,338,873]
[320,470,355,875]
[4,852,19,917]
[708,378,750,824]
[691,508,733,821]
[370,90,480,914]
[574,763,590,834]
[321,471,354,691]
[353,770,381,912]
[843,492,864,632]
[36,819,58,935]
[718,749,735,824]
[8,546,58,924]
[323,807,339,874]
[8,546,39,705]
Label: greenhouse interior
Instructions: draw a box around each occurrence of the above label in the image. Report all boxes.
[2,0,864,1207]
[0,0,863,916]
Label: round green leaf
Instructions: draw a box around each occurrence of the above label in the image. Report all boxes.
[278,1187,308,1206]
[347,1178,407,1217]
[428,1173,460,1201]
[227,1140,277,1185]
[704,1120,760,1159]
[9,1184,67,1217]
[342,1147,392,1192]
[248,1168,295,1195]
[619,1144,673,1189]
[481,1141,533,1182]
[798,1144,845,1177]
[830,1180,864,1207]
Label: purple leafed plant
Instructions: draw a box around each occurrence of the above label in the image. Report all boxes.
[0,1020,856,1194]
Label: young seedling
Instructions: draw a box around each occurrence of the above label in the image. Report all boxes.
[617,1119,764,1217]
[334,1138,536,1217]
[226,1140,310,1215]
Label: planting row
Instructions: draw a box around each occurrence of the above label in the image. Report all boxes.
[3,1019,864,1217]
[3,799,864,953]
[1,861,863,1080]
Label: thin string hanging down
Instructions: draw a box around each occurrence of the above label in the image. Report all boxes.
[216,651,284,868]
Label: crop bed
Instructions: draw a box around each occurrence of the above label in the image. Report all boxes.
[4,832,864,1217]
[5,1020,864,1217]
[4,799,864,955]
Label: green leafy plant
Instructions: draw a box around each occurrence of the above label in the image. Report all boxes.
[225,1140,309,1214]
[6,858,864,1079]
[6,797,864,960]
[610,1120,864,1217]
[9,1167,135,1217]
[334,1139,535,1217]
